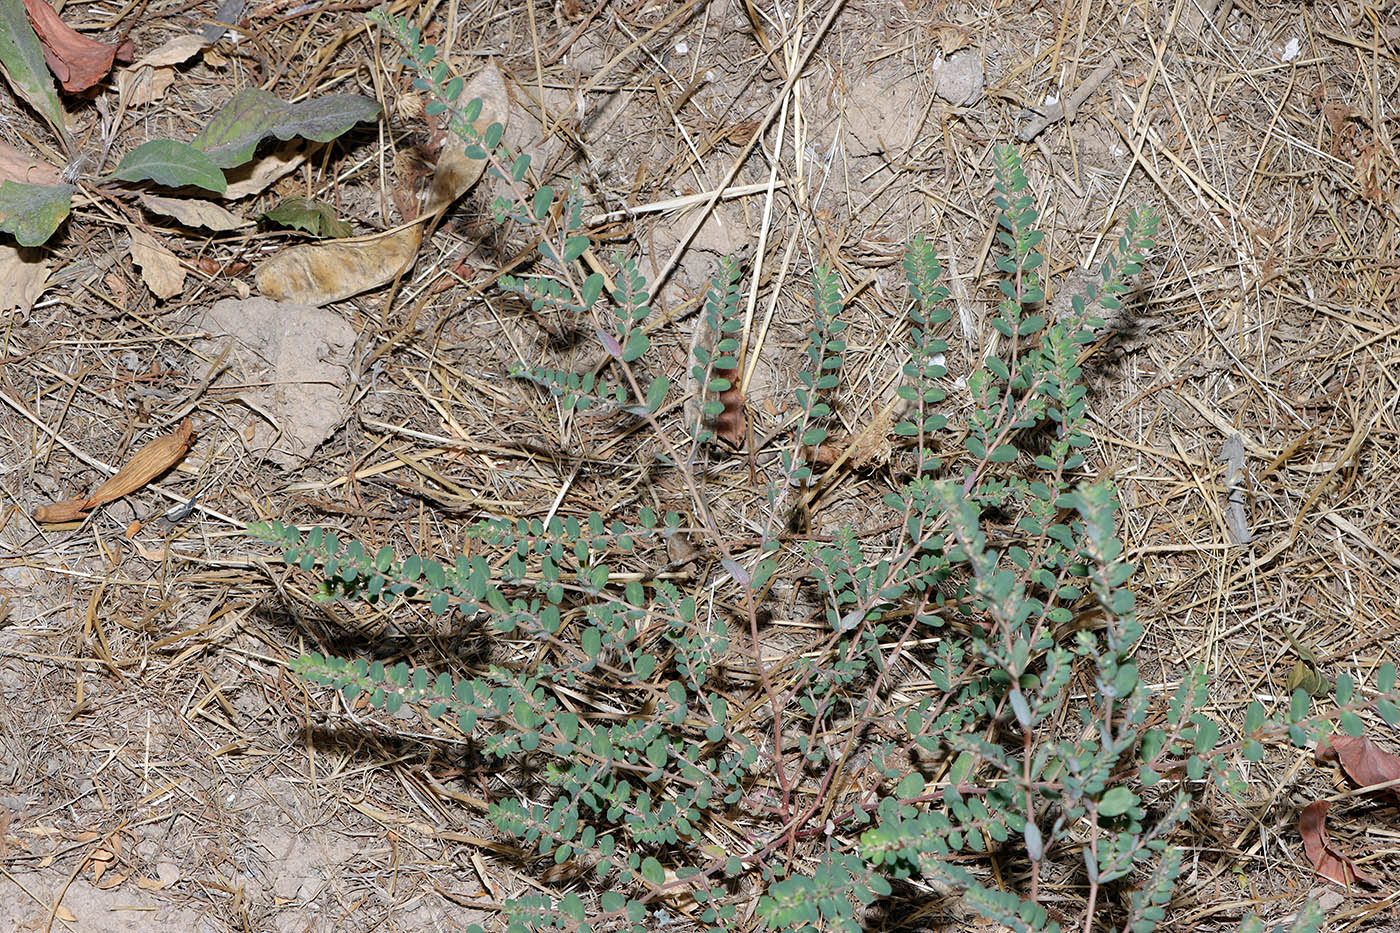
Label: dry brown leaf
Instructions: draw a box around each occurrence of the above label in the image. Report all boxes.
[139,193,249,231]
[0,244,51,315]
[129,33,207,69]
[117,65,175,107]
[23,0,134,93]
[1299,801,1375,887]
[53,905,76,923]
[715,383,747,449]
[424,62,509,214]
[222,143,309,200]
[0,142,63,186]
[116,34,207,106]
[129,228,185,299]
[1316,734,1400,803]
[33,420,195,523]
[256,225,422,307]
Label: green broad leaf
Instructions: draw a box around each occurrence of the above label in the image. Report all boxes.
[0,180,73,246]
[192,88,381,168]
[1097,786,1137,818]
[112,140,228,193]
[581,272,605,308]
[1243,740,1264,762]
[260,197,353,237]
[0,0,68,145]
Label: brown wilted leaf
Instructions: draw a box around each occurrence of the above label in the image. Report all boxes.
[715,382,746,449]
[23,0,134,93]
[34,420,195,523]
[1299,801,1375,887]
[256,225,422,307]
[1316,734,1400,803]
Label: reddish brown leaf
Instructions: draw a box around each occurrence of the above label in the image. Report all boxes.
[715,383,746,449]
[22,0,134,93]
[1299,801,1375,887]
[1316,734,1400,803]
[0,142,63,186]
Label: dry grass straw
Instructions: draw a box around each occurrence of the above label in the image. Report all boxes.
[1,0,1398,929]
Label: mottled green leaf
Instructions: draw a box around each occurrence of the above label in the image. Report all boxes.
[193,87,380,168]
[0,180,72,246]
[0,0,67,145]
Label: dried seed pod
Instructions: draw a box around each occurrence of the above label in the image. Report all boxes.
[33,420,195,523]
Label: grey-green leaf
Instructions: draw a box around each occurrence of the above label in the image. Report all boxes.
[112,140,228,193]
[192,88,381,168]
[0,180,73,246]
[0,0,68,146]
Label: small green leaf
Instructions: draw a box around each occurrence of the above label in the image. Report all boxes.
[563,234,589,262]
[644,376,668,412]
[1378,661,1396,694]
[1339,710,1365,737]
[112,140,228,194]
[639,856,665,886]
[1288,687,1310,723]
[531,185,554,220]
[1335,672,1355,705]
[0,180,73,246]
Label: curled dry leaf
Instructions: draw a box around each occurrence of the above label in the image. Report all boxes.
[22,0,133,93]
[0,141,62,185]
[715,382,747,449]
[128,227,185,299]
[0,243,50,314]
[139,193,249,231]
[1316,734,1400,803]
[256,225,421,307]
[33,419,195,523]
[1299,801,1375,888]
